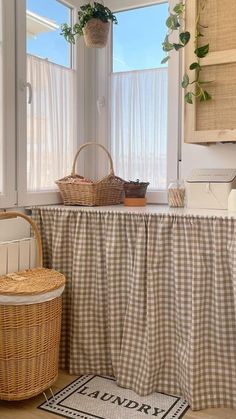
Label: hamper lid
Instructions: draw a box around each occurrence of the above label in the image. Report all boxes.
[187,169,236,183]
[0,268,65,296]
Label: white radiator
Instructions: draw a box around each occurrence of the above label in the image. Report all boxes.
[0,238,37,275]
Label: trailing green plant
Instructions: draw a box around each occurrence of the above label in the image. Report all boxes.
[162,2,190,64]
[162,0,212,104]
[61,2,117,44]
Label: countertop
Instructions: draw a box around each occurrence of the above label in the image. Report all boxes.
[33,204,236,219]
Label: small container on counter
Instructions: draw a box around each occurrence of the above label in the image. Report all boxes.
[168,180,185,207]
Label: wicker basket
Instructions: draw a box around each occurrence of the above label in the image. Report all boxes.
[0,211,65,401]
[56,142,125,206]
[83,18,110,48]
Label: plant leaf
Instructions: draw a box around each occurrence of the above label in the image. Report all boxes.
[166,14,180,29]
[189,62,201,70]
[182,73,190,88]
[199,90,212,101]
[195,44,209,58]
[161,56,170,64]
[173,43,183,51]
[173,3,185,14]
[179,31,190,46]
[185,92,193,104]
[162,36,174,52]
[172,14,181,28]
[166,15,174,29]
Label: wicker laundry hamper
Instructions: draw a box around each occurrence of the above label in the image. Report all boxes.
[56,142,125,206]
[0,211,65,401]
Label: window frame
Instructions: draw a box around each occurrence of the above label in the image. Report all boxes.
[16,0,85,207]
[96,0,180,203]
[0,0,17,208]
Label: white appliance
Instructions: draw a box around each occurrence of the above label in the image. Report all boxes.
[186,169,236,209]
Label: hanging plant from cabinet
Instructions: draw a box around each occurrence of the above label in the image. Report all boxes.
[162,0,212,104]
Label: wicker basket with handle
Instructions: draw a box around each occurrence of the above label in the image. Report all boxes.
[56,142,125,206]
[0,211,65,401]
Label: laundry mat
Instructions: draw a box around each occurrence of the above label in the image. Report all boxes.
[38,375,189,419]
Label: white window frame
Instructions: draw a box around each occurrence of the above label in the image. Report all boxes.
[96,0,180,203]
[0,0,17,208]
[16,0,85,206]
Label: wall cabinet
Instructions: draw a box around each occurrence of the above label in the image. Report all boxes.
[184,0,236,144]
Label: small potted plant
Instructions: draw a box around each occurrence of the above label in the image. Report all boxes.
[124,179,150,206]
[61,2,117,48]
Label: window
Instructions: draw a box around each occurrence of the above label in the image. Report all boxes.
[96,0,180,203]
[112,3,168,190]
[26,0,77,194]
[17,0,84,206]
[0,0,179,208]
[0,0,84,208]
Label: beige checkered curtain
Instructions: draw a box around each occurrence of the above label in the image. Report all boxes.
[32,207,236,411]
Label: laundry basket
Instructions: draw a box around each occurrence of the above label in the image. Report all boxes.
[0,211,65,401]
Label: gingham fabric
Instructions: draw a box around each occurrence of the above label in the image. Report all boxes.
[32,206,236,411]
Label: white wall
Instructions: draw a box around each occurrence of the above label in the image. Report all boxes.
[181,142,236,180]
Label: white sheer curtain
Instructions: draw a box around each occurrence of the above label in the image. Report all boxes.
[27,54,77,191]
[111,68,168,189]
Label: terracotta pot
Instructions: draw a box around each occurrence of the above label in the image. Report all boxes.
[124,182,149,198]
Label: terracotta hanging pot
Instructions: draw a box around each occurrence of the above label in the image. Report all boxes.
[61,1,117,49]
[83,18,110,48]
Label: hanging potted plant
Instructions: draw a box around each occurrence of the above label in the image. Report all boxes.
[61,1,117,48]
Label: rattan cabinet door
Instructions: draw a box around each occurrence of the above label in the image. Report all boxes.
[184,0,236,144]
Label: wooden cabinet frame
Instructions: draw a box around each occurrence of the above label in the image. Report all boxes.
[184,0,236,144]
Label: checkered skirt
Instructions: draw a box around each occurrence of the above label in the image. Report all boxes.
[32,207,236,411]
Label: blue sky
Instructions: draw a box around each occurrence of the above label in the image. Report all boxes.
[113,3,168,72]
[27,0,168,71]
[27,0,71,67]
